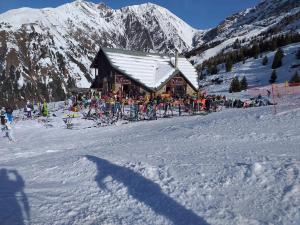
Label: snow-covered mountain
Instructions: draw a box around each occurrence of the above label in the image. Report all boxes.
[0,0,204,105]
[1,0,299,106]
[189,0,300,65]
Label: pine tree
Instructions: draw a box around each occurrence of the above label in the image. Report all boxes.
[229,77,241,93]
[252,44,260,59]
[262,56,268,65]
[233,39,241,49]
[199,71,205,80]
[296,49,300,60]
[272,48,284,69]
[208,64,218,75]
[225,59,233,72]
[239,50,245,63]
[289,71,300,83]
[270,39,277,51]
[269,69,277,84]
[240,76,248,90]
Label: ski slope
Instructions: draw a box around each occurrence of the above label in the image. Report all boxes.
[200,43,300,99]
[0,96,300,225]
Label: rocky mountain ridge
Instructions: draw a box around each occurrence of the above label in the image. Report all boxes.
[0,0,204,105]
[188,0,300,65]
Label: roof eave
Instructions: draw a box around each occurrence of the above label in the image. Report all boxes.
[101,48,155,93]
[155,69,198,92]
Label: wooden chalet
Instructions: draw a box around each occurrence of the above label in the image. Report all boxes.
[90,48,198,97]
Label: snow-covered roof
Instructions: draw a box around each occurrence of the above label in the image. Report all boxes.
[101,48,198,90]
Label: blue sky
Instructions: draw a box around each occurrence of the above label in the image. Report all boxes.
[0,0,260,29]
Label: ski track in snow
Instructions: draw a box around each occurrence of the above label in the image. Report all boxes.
[0,98,300,225]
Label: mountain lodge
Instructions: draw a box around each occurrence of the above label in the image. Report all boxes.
[90,48,198,98]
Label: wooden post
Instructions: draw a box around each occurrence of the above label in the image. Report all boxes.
[271,84,277,115]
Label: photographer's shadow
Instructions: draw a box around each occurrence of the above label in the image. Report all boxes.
[0,168,30,225]
[86,155,209,225]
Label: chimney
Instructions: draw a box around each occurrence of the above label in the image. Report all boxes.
[175,50,178,69]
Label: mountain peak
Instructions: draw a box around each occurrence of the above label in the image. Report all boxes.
[68,0,86,6]
[97,2,112,11]
[72,0,87,4]
[68,0,94,7]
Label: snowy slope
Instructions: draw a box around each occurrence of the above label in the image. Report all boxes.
[0,96,300,225]
[200,43,300,97]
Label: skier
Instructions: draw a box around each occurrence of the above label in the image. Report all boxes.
[0,107,6,117]
[267,90,271,98]
[1,114,13,141]
[0,108,5,119]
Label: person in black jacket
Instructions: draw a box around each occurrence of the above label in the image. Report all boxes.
[205,97,211,112]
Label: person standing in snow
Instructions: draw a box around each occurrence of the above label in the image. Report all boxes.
[42,100,49,117]
[0,107,6,119]
[205,97,211,112]
[25,101,33,118]
[267,90,271,98]
[37,101,43,116]
[5,106,14,123]
[1,115,13,141]
[0,108,5,119]
[65,96,73,110]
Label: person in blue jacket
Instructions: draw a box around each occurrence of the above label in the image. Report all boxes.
[5,106,14,123]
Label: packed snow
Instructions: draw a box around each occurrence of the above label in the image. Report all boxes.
[1,1,300,225]
[0,95,299,225]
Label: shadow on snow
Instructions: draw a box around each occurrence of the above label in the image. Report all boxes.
[0,168,30,225]
[86,155,209,225]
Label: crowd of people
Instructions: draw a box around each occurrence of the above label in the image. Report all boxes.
[0,100,50,141]
[23,100,49,118]
[0,90,275,139]
[66,92,224,118]
[65,91,272,125]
